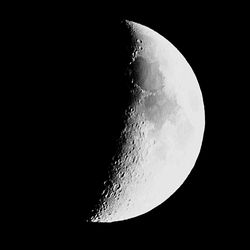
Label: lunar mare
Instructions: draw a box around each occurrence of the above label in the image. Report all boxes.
[88,20,205,223]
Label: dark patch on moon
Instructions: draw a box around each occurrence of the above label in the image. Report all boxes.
[125,51,180,131]
[142,91,179,130]
[128,56,164,92]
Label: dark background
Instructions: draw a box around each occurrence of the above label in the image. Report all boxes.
[5,3,243,246]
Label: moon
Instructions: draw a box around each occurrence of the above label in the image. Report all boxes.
[87,20,205,223]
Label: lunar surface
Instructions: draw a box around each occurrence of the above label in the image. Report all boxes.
[87,20,205,223]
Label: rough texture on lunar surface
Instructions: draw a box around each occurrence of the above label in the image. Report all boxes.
[87,20,205,223]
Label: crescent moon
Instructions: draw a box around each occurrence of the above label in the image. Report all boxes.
[87,20,205,223]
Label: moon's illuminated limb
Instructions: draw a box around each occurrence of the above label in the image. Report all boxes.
[88,21,205,223]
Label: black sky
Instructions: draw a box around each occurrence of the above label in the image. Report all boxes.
[8,3,242,246]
